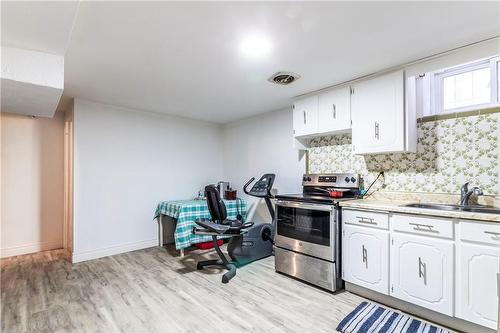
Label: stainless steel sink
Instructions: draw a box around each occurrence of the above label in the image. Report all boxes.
[403,203,500,214]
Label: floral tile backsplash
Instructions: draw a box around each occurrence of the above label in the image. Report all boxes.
[308,114,500,195]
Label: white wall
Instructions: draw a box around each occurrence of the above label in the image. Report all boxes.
[72,99,223,262]
[1,111,65,257]
[0,100,303,260]
[222,108,305,223]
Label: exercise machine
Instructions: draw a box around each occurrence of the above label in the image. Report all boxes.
[227,174,275,264]
[192,174,276,283]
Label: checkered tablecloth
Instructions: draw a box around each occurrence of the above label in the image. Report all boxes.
[154,198,247,250]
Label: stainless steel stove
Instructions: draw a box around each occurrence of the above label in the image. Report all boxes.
[274,173,360,291]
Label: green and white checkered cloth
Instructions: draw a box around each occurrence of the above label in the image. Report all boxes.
[154,198,247,250]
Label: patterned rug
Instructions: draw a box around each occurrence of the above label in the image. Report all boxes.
[336,302,452,333]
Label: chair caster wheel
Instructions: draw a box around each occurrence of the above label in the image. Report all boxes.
[197,263,203,270]
[222,276,229,284]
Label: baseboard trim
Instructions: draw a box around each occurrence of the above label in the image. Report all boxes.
[1,240,63,258]
[72,238,157,263]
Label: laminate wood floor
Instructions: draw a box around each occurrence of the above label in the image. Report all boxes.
[1,246,366,333]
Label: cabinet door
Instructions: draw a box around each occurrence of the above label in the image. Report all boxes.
[391,233,454,316]
[317,87,351,133]
[293,96,318,136]
[351,70,404,154]
[457,243,499,329]
[342,225,389,294]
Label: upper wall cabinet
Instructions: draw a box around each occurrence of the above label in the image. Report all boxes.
[293,96,318,137]
[318,87,351,133]
[351,70,416,154]
[292,70,416,153]
[293,86,352,138]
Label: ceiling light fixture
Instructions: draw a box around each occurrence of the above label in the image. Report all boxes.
[239,34,271,59]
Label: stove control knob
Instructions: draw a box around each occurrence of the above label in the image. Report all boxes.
[303,176,307,182]
[351,177,356,183]
[345,177,350,183]
[307,177,312,182]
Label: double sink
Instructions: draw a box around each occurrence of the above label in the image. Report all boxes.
[403,203,500,215]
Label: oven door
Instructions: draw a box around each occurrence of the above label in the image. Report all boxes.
[275,200,335,261]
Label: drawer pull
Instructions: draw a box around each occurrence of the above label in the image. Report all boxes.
[409,222,438,233]
[356,216,377,225]
[484,231,500,238]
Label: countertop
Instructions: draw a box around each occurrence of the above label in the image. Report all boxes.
[339,199,500,223]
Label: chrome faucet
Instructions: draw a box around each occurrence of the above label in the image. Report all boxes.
[460,182,483,206]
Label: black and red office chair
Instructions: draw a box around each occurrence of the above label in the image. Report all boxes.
[192,185,254,283]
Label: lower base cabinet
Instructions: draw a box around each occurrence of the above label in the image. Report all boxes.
[342,210,499,331]
[457,242,500,330]
[390,233,454,316]
[342,224,389,294]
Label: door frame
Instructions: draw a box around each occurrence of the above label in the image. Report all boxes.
[63,107,74,256]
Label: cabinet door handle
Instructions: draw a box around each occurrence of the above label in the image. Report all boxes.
[409,222,438,233]
[303,111,306,124]
[356,216,377,225]
[362,245,368,268]
[484,231,500,237]
[418,257,427,285]
[332,104,336,119]
[374,122,380,140]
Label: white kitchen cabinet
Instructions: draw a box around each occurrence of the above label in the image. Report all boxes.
[293,96,318,136]
[317,87,351,134]
[342,211,498,330]
[342,224,389,294]
[456,221,500,330]
[457,243,499,329]
[351,70,416,154]
[391,233,454,316]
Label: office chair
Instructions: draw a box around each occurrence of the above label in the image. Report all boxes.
[192,185,254,283]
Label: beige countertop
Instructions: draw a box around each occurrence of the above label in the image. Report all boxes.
[340,199,500,223]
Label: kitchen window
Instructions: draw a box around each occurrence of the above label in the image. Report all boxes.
[413,55,500,117]
[441,63,490,110]
[497,59,500,101]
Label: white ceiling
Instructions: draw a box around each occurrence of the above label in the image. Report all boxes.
[3,2,500,123]
[1,1,79,55]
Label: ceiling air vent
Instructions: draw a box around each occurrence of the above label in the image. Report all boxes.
[268,71,301,85]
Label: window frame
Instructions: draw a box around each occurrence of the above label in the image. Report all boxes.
[492,56,500,103]
[432,57,498,114]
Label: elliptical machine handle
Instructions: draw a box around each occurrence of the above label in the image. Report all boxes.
[243,177,255,195]
[267,187,274,199]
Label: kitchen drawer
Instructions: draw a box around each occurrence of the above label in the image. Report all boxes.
[460,220,500,245]
[391,214,453,239]
[343,209,389,230]
[274,247,337,292]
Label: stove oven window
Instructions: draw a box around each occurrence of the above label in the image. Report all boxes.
[276,206,330,246]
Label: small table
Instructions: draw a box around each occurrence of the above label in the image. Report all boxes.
[154,198,247,256]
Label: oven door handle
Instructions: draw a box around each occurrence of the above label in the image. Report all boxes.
[275,200,334,211]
